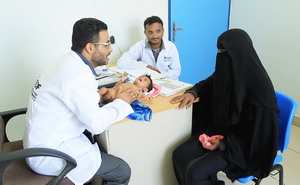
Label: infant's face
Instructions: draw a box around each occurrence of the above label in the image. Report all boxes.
[134,76,151,92]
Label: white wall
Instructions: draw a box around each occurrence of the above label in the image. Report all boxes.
[0,0,168,112]
[230,0,300,115]
[0,0,168,140]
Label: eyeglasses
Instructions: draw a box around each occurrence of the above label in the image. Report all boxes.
[92,42,112,48]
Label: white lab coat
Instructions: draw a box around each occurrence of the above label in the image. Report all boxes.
[23,51,133,185]
[117,38,181,80]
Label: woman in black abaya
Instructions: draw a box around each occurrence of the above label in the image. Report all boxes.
[170,29,279,185]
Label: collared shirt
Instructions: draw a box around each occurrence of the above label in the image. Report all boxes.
[75,51,97,76]
[117,38,181,80]
[145,39,165,50]
[145,40,165,63]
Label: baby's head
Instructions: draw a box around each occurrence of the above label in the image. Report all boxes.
[134,75,153,93]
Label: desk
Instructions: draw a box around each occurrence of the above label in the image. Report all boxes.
[98,92,192,185]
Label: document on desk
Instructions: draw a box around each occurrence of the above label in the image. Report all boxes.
[96,75,120,88]
[153,79,193,97]
[109,66,165,80]
[95,70,120,88]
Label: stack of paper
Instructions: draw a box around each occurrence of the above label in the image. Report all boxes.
[153,78,193,97]
[96,75,119,88]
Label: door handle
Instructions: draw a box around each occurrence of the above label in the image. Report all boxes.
[173,22,184,41]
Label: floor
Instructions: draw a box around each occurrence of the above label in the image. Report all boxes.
[217,125,300,185]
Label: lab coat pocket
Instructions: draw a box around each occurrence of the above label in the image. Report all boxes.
[57,134,95,156]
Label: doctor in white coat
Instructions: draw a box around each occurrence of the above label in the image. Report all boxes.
[117,16,181,80]
[23,18,139,185]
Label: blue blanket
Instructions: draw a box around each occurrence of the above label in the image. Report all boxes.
[126,100,152,121]
[99,100,152,122]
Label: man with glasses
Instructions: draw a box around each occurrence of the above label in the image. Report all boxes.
[117,16,181,80]
[23,18,138,185]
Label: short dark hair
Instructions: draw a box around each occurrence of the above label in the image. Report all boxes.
[144,16,163,30]
[145,74,153,92]
[71,18,108,53]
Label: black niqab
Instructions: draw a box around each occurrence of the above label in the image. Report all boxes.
[187,29,279,180]
[214,29,278,126]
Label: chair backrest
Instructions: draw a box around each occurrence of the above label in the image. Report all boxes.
[276,91,298,153]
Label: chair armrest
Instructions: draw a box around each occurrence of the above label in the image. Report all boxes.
[0,108,27,143]
[0,147,77,185]
[0,108,27,124]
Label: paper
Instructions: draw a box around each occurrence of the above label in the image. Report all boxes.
[96,75,119,88]
[109,66,166,80]
[153,78,193,97]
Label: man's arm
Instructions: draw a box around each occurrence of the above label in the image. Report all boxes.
[117,41,148,69]
[62,75,134,134]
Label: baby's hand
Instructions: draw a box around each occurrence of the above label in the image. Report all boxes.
[145,96,153,102]
[121,74,128,82]
[137,96,152,102]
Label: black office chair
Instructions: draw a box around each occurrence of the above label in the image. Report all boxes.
[0,108,77,185]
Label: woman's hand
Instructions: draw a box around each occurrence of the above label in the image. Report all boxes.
[170,93,195,109]
[202,139,220,151]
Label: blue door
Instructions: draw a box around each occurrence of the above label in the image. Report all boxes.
[169,0,231,84]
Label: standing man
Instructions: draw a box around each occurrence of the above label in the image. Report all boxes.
[23,18,138,185]
[117,16,181,80]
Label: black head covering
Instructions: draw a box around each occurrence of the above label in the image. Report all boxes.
[187,29,279,180]
[213,29,278,126]
[214,29,279,179]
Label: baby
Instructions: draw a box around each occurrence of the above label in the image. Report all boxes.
[98,74,153,104]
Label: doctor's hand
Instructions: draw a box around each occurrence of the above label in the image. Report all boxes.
[115,86,138,104]
[170,93,195,109]
[98,87,108,96]
[147,65,161,73]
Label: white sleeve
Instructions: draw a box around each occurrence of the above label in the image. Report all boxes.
[117,42,148,69]
[62,75,133,134]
